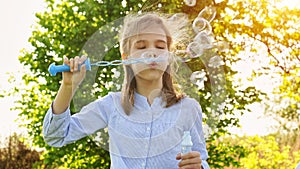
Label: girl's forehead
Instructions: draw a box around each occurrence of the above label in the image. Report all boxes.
[124,25,167,41]
[131,33,167,42]
[139,25,165,35]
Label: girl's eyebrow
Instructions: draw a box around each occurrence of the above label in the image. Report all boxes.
[156,39,167,43]
[135,40,146,44]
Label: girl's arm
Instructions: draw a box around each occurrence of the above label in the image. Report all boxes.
[52,56,87,115]
[43,94,111,147]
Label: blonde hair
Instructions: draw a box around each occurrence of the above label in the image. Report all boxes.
[119,12,185,115]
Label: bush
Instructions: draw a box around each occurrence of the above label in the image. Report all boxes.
[0,133,42,169]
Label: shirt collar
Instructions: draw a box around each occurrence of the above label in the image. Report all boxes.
[133,91,165,111]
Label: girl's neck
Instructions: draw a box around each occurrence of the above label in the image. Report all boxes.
[135,77,163,105]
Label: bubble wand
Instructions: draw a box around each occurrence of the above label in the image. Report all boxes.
[48,53,169,76]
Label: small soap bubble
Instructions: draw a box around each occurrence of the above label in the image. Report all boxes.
[198,6,217,23]
[215,41,229,52]
[192,17,207,33]
[194,31,214,49]
[187,42,204,58]
[202,124,212,139]
[169,13,188,22]
[190,70,207,89]
[156,52,170,62]
[141,51,156,58]
[192,17,212,34]
[184,0,196,7]
[208,55,225,68]
[141,51,157,64]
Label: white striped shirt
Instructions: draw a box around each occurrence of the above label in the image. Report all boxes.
[43,92,210,169]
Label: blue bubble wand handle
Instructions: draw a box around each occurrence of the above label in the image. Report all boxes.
[48,58,92,76]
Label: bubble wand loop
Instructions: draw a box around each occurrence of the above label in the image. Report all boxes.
[48,57,168,76]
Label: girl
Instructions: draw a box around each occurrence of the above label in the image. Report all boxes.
[43,12,210,169]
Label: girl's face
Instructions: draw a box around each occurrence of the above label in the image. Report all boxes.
[128,26,169,82]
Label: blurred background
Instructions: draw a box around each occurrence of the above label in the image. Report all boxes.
[0,0,299,168]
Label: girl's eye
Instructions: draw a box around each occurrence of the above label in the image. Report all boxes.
[156,41,167,49]
[137,46,146,49]
[134,40,147,49]
[156,46,166,49]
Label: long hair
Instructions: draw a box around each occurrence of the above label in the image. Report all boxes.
[119,13,185,115]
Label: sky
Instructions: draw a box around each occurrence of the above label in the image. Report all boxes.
[0,0,298,143]
[0,0,46,141]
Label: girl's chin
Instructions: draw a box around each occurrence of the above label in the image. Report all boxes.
[136,71,164,81]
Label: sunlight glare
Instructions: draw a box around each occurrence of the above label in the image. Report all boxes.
[275,0,300,9]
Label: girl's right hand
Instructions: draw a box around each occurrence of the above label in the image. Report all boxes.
[62,55,87,88]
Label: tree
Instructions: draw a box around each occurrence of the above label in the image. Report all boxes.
[0,133,42,169]
[215,0,300,151]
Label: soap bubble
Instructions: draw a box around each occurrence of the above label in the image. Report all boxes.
[198,6,217,22]
[167,13,189,31]
[168,13,188,22]
[202,124,213,139]
[208,55,225,68]
[192,17,207,33]
[67,9,226,157]
[194,31,214,49]
[184,0,196,7]
[187,42,204,58]
[192,17,212,35]
[190,70,207,89]
[141,51,156,58]
[214,41,229,52]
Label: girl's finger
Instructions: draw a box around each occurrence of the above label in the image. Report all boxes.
[79,64,86,78]
[70,58,74,72]
[179,163,202,169]
[64,56,70,65]
[176,153,182,160]
[74,56,80,71]
[178,156,202,167]
[79,55,87,64]
[181,151,200,160]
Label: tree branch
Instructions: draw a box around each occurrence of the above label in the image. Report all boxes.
[251,35,289,73]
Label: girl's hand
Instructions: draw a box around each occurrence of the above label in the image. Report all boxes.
[62,55,87,88]
[176,151,202,169]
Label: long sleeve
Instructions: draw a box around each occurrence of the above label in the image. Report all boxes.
[43,94,111,147]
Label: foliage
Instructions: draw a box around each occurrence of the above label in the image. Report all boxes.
[226,135,300,169]
[0,133,42,169]
[13,0,299,168]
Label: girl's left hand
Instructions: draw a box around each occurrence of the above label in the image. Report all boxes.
[176,151,202,169]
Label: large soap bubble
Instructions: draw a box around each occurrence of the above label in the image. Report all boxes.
[62,4,227,156]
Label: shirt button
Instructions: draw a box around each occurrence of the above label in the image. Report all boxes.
[141,162,145,167]
[146,127,150,131]
[145,144,148,149]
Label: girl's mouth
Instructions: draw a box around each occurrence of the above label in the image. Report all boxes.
[148,62,158,68]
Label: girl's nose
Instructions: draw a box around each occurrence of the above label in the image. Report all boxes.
[141,51,157,58]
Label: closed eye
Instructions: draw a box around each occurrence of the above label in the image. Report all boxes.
[156,40,167,50]
[135,40,147,49]
[156,46,166,49]
[137,46,146,49]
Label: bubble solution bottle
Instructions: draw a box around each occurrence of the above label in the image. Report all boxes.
[181,131,193,154]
